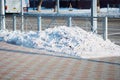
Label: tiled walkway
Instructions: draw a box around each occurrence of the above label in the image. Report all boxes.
[0,42,120,80]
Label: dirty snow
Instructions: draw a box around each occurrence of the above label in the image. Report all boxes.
[0,26,120,58]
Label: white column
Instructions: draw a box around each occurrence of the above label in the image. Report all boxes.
[0,0,5,30]
[91,0,97,33]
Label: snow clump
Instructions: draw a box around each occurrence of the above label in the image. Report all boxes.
[0,26,120,58]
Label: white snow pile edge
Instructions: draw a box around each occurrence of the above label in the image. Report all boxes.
[0,26,120,58]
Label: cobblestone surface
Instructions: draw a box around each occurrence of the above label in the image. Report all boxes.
[0,42,120,80]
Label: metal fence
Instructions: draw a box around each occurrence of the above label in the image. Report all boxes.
[4,14,109,40]
[5,14,98,31]
[1,13,120,45]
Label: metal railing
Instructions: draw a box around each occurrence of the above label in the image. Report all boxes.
[2,13,120,45]
[3,13,109,41]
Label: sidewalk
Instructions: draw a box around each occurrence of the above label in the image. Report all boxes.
[0,42,120,80]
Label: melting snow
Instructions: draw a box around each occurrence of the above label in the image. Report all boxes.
[0,26,120,58]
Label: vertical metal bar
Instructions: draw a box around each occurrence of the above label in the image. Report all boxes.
[103,17,108,40]
[68,17,72,27]
[119,4,120,13]
[0,14,2,30]
[107,4,109,13]
[91,0,97,33]
[0,0,5,30]
[21,15,24,32]
[0,15,1,30]
[21,0,24,32]
[33,0,35,10]
[13,14,16,31]
[57,0,60,13]
[38,16,41,32]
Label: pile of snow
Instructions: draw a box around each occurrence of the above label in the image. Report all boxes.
[0,26,120,58]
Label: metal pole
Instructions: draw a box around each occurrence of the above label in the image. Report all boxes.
[21,0,24,32]
[119,4,120,13]
[107,4,109,13]
[68,17,72,27]
[33,0,35,10]
[13,14,16,31]
[91,0,97,33]
[57,0,60,13]
[37,16,41,32]
[0,0,5,30]
[0,1,1,30]
[103,17,108,40]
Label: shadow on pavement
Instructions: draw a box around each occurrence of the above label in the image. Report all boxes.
[0,47,120,66]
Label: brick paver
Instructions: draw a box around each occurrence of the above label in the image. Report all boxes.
[0,42,120,80]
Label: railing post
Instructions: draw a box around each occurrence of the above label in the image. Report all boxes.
[21,15,24,32]
[103,16,108,40]
[68,17,72,27]
[21,0,24,32]
[37,16,42,32]
[0,14,2,30]
[0,0,5,30]
[107,4,109,13]
[13,14,16,31]
[119,4,120,13]
[57,0,60,13]
[91,0,97,33]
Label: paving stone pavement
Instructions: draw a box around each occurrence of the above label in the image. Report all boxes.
[0,42,120,80]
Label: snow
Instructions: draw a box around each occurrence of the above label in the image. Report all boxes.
[100,8,120,13]
[28,8,120,14]
[0,26,120,58]
[27,8,120,18]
